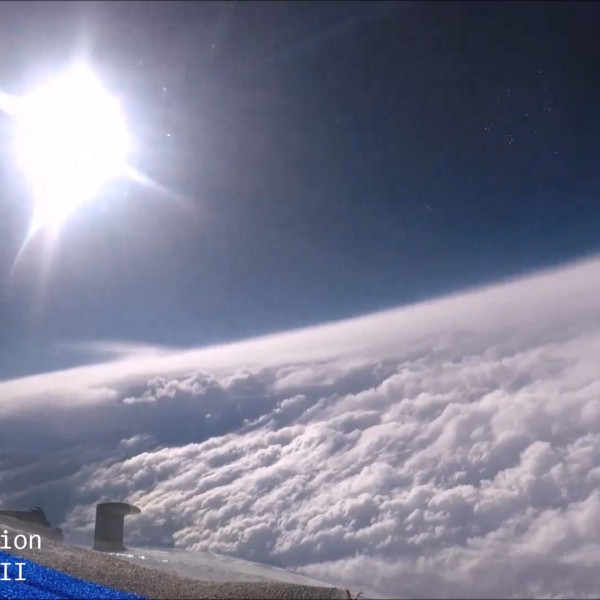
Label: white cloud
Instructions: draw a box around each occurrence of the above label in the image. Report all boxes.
[3,255,600,597]
[54,340,176,360]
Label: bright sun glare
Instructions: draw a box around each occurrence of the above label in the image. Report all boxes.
[8,62,131,232]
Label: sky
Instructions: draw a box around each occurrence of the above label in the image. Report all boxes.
[3,3,600,598]
[1,1,600,378]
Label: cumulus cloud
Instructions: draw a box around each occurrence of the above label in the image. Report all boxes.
[3,255,600,597]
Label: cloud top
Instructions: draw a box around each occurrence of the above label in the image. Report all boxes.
[3,255,600,597]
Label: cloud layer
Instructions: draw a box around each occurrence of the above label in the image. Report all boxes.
[3,256,600,597]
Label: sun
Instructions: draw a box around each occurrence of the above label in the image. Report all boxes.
[7,62,131,233]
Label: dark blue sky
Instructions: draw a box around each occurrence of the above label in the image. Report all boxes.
[1,1,599,379]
